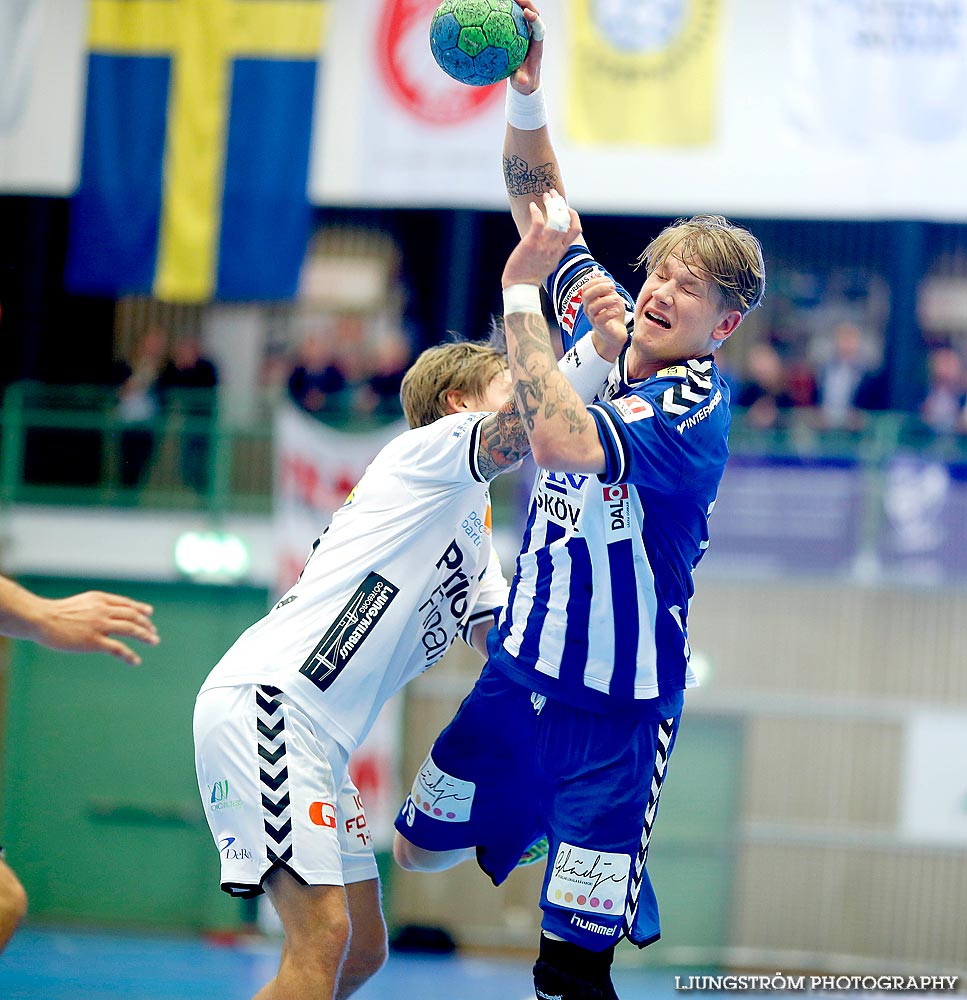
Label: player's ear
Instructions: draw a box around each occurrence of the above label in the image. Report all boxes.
[712,311,742,345]
[444,388,470,413]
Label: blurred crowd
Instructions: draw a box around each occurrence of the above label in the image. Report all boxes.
[273,313,411,423]
[728,321,967,437]
[114,312,413,493]
[113,326,219,491]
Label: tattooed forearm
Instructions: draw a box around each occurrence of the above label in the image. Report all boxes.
[508,313,592,437]
[503,155,559,198]
[477,400,534,480]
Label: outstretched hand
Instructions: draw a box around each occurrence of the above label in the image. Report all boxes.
[502,191,581,289]
[37,591,159,666]
[510,0,545,93]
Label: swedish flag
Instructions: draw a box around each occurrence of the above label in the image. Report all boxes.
[66,0,328,303]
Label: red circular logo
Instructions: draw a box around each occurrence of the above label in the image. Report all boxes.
[377,0,505,126]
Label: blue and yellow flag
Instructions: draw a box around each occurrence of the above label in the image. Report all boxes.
[566,0,721,147]
[66,0,328,303]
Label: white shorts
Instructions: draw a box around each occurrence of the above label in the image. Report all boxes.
[193,683,378,897]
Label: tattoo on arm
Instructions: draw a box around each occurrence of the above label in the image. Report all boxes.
[508,313,592,437]
[503,155,559,198]
[476,399,534,481]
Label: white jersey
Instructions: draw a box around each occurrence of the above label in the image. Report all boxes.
[199,411,508,754]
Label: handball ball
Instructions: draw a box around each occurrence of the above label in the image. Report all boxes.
[429,0,532,88]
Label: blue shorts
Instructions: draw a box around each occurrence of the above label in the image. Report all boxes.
[394,660,680,950]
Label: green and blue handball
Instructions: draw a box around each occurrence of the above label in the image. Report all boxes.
[429,0,532,87]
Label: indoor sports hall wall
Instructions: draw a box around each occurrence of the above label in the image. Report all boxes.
[1,574,966,974]
[395,580,967,974]
[0,576,268,933]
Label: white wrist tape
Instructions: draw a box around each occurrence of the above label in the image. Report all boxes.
[506,80,547,130]
[503,283,543,315]
[558,334,616,403]
[543,191,570,232]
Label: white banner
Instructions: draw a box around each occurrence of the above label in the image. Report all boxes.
[273,401,408,850]
[901,711,967,847]
[311,0,510,209]
[785,0,967,147]
[0,0,87,195]
[310,0,967,221]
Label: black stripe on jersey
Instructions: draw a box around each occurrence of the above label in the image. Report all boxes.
[460,607,500,646]
[468,414,488,483]
[624,718,675,941]
[588,404,629,484]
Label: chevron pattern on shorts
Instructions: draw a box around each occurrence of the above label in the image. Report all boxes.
[624,718,675,935]
[659,358,714,416]
[256,685,293,865]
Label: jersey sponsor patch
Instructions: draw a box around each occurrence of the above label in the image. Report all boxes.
[547,842,631,917]
[419,538,475,663]
[612,396,654,423]
[450,413,477,439]
[536,471,590,533]
[602,484,633,538]
[300,572,399,693]
[559,277,590,335]
[676,388,724,434]
[460,506,491,546]
[406,753,475,824]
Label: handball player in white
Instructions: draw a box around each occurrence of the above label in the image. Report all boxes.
[192,205,627,1000]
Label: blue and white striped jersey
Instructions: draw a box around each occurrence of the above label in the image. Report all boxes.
[492,245,731,719]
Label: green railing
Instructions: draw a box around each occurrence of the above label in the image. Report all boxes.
[2,380,966,515]
[0,381,399,514]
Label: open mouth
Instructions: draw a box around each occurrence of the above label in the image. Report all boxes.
[644,310,671,330]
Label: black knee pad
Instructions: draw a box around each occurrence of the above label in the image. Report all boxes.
[533,959,607,1000]
[533,936,618,1000]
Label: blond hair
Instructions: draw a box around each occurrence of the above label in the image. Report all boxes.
[637,215,766,315]
[400,339,507,429]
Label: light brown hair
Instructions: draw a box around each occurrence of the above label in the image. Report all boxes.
[637,215,766,315]
[400,339,507,429]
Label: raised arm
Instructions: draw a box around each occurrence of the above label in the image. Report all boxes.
[501,201,630,474]
[503,2,564,238]
[475,195,628,480]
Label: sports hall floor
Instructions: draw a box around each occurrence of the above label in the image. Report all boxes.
[0,927,685,1000]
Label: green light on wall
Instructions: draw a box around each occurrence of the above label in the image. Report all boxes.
[174,531,250,583]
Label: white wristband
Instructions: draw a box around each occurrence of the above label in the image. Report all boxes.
[558,333,616,403]
[506,80,547,130]
[503,283,543,315]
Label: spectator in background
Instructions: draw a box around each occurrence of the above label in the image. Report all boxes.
[815,321,881,430]
[287,328,349,418]
[784,354,819,410]
[159,334,219,494]
[354,333,411,419]
[736,342,795,429]
[920,345,967,435]
[112,325,167,490]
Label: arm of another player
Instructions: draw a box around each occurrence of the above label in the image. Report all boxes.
[0,575,159,666]
[475,195,624,479]
[502,202,630,474]
[502,1,567,240]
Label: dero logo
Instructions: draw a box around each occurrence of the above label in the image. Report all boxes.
[219,837,253,861]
